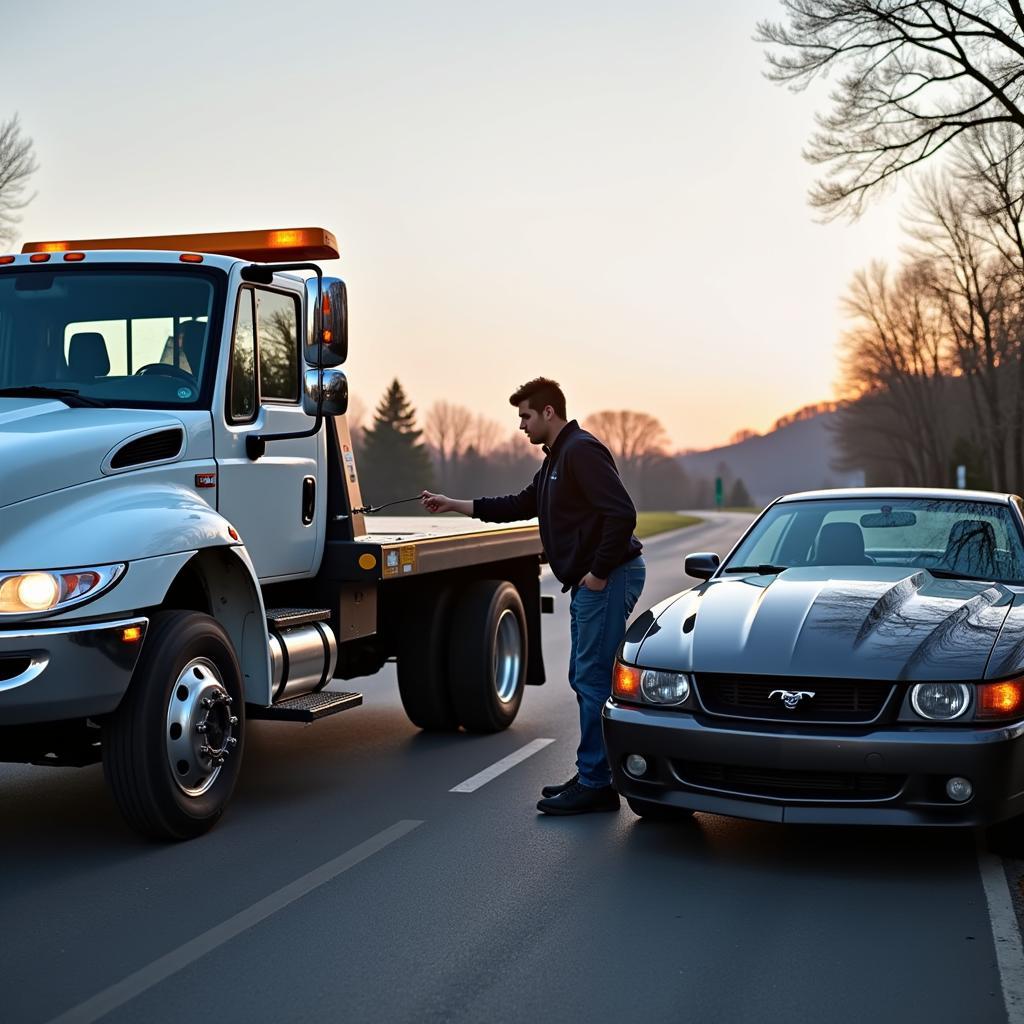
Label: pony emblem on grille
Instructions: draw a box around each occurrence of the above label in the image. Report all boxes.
[769,688,816,709]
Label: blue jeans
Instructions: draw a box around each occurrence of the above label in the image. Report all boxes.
[569,555,646,788]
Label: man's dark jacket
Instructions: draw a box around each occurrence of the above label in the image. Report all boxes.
[474,420,643,591]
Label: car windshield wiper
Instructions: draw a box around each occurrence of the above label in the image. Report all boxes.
[0,386,105,408]
[722,564,789,575]
[926,567,998,583]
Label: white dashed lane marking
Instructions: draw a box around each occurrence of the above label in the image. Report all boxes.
[450,738,556,793]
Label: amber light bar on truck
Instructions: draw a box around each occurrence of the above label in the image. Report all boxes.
[20,227,340,262]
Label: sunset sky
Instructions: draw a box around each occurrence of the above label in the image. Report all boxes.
[4,0,911,450]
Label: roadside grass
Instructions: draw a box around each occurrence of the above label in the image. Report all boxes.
[635,512,703,539]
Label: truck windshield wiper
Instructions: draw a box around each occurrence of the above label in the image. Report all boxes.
[0,386,105,408]
[722,564,789,575]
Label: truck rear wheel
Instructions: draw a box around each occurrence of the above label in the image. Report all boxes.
[103,611,245,841]
[396,588,459,731]
[449,580,526,733]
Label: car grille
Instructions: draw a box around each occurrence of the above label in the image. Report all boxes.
[674,760,905,801]
[694,674,894,723]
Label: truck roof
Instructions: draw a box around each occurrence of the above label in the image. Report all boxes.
[12,226,339,264]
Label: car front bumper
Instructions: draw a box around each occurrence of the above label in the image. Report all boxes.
[602,699,1024,827]
[0,616,148,725]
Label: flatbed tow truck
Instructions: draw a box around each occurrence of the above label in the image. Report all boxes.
[0,227,547,839]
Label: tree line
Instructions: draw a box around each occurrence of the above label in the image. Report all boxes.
[759,1,1024,492]
[350,381,751,513]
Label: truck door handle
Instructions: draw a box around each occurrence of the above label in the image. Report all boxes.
[302,477,316,524]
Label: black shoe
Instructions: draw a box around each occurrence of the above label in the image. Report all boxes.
[537,781,620,816]
[540,773,579,798]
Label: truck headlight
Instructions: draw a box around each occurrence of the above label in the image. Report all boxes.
[0,564,125,615]
[640,669,691,705]
[910,682,971,721]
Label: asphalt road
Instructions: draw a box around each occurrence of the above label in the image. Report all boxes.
[1,511,1019,1024]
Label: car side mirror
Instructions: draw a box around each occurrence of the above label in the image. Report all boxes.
[305,276,348,366]
[685,552,720,580]
[303,367,349,417]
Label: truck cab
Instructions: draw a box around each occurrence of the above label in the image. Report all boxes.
[0,228,546,839]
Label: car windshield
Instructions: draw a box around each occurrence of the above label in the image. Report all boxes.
[0,266,221,408]
[724,497,1024,584]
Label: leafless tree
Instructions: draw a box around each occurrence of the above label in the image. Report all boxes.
[837,259,953,482]
[424,401,474,486]
[757,2,1024,216]
[0,115,38,247]
[583,410,670,503]
[907,173,1022,486]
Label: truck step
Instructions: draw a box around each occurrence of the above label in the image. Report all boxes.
[265,607,331,629]
[248,689,363,723]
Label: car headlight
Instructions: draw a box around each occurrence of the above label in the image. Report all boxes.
[910,682,971,721]
[0,564,125,615]
[640,669,691,705]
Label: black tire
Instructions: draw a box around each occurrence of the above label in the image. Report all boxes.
[986,814,1024,857]
[449,580,527,733]
[626,797,695,822]
[102,611,245,841]
[396,587,459,731]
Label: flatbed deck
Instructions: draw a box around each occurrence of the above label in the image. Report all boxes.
[325,515,543,581]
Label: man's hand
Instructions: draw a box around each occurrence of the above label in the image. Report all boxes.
[421,491,454,514]
[579,572,607,592]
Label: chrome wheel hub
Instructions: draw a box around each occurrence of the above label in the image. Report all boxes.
[493,609,523,704]
[165,658,238,797]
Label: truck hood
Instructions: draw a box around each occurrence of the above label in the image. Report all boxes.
[0,399,186,509]
[627,565,1021,682]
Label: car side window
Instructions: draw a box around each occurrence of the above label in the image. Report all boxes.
[255,288,299,403]
[229,289,257,423]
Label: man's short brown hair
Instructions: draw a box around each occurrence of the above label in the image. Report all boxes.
[509,377,567,420]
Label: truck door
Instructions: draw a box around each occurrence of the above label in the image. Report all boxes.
[214,283,323,579]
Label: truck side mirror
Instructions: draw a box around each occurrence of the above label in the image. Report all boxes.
[306,277,348,366]
[684,552,720,580]
[303,367,349,417]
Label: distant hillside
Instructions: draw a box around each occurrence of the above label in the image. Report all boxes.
[678,409,863,506]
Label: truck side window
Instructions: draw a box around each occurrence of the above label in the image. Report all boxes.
[255,289,299,403]
[230,289,257,422]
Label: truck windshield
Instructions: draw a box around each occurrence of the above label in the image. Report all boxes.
[0,266,222,408]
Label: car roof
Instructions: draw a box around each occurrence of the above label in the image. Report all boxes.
[775,486,1018,505]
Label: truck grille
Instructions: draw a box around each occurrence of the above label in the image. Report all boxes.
[694,674,894,724]
[674,760,904,801]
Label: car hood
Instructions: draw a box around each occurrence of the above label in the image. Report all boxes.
[626,565,1022,682]
[0,398,185,509]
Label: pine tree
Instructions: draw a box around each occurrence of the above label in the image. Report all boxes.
[357,379,435,508]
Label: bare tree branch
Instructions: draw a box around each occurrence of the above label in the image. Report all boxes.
[0,114,38,248]
[757,1,1024,217]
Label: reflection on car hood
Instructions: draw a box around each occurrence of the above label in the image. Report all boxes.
[0,398,183,509]
[627,565,1022,682]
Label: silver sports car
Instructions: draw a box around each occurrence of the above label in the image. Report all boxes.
[603,488,1024,850]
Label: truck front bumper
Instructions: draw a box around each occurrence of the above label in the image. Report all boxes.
[0,617,148,725]
[603,699,1024,827]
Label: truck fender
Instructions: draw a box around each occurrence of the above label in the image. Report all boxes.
[165,545,274,707]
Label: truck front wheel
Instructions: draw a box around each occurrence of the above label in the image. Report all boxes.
[449,581,527,733]
[103,611,245,841]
